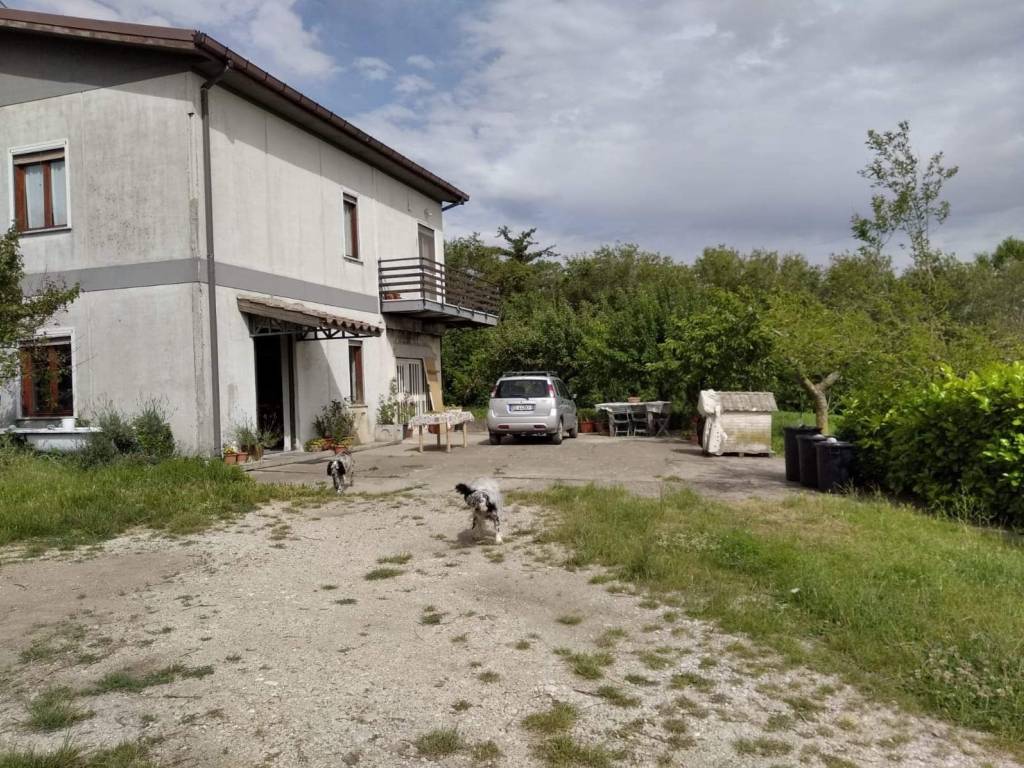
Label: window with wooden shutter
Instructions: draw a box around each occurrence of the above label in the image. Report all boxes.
[20,337,74,417]
[343,194,360,261]
[13,147,68,232]
[348,343,365,404]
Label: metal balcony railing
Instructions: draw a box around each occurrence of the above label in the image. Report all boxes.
[379,258,500,317]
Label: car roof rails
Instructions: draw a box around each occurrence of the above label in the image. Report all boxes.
[501,370,558,377]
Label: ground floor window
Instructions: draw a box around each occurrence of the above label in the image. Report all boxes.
[20,337,73,417]
[349,343,365,404]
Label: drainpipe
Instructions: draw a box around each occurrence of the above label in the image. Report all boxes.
[200,62,230,454]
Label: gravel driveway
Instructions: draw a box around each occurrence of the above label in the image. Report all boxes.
[0,439,1017,767]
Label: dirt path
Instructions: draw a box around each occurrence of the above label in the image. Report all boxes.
[0,489,1016,767]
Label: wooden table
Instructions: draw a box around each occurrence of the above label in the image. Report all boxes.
[408,411,475,453]
[594,401,671,436]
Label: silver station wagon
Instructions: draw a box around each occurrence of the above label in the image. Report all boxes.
[486,371,579,445]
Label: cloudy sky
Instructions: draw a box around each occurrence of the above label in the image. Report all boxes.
[15,0,1024,264]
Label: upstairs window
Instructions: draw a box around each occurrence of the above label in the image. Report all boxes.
[343,194,360,261]
[20,337,74,417]
[13,147,68,232]
[348,343,365,404]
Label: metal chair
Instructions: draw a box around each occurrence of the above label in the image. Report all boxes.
[628,404,649,436]
[649,401,671,436]
[608,407,631,437]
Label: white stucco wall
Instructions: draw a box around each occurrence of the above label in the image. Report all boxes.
[0,71,201,273]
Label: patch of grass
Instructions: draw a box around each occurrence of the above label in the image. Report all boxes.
[561,651,614,680]
[414,728,463,757]
[782,695,825,720]
[470,740,502,763]
[662,717,688,734]
[821,755,860,768]
[636,650,672,671]
[26,687,93,732]
[733,736,793,757]
[376,553,413,565]
[637,598,660,609]
[513,639,532,650]
[0,455,330,549]
[0,740,158,768]
[477,671,501,684]
[320,584,338,591]
[452,699,473,712]
[420,606,446,625]
[531,736,617,768]
[364,567,403,581]
[594,685,640,708]
[519,483,1024,745]
[556,614,584,626]
[334,598,357,606]
[624,674,657,687]
[669,671,714,693]
[88,664,213,695]
[763,713,795,732]
[521,702,579,735]
[451,633,469,644]
[594,628,628,648]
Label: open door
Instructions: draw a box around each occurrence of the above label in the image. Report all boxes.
[254,336,292,450]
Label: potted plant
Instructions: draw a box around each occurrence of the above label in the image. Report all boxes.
[577,408,598,433]
[304,437,327,452]
[233,419,259,463]
[313,399,356,448]
[222,443,239,464]
[375,380,415,442]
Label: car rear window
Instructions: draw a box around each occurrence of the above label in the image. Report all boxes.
[495,379,549,398]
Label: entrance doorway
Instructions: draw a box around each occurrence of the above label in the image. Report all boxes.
[254,335,293,450]
[396,358,428,416]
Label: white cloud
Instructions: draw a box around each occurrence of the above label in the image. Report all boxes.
[394,74,434,95]
[18,0,338,79]
[353,56,393,81]
[406,54,435,70]
[355,0,1024,263]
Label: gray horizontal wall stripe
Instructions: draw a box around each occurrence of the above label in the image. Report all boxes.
[214,262,379,314]
[24,258,380,314]
[23,258,201,293]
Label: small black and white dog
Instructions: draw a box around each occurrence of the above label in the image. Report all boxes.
[455,478,504,544]
[326,450,354,493]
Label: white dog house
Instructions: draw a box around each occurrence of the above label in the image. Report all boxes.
[698,391,778,455]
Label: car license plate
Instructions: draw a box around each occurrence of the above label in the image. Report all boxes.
[509,404,534,412]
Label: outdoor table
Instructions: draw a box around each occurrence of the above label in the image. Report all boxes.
[408,411,475,453]
[594,401,671,437]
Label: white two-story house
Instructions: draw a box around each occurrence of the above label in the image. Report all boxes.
[0,9,498,454]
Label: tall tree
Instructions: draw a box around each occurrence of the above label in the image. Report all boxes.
[0,227,80,390]
[851,120,958,276]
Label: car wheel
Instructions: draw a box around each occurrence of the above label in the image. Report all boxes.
[551,421,564,445]
[489,432,502,445]
[567,419,578,439]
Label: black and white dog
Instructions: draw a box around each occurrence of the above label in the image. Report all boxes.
[326,449,354,493]
[455,478,504,544]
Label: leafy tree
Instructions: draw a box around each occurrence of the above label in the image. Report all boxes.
[496,226,557,264]
[850,120,958,275]
[0,227,79,391]
[990,236,1024,269]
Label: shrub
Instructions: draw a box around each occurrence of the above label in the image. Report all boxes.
[94,403,138,454]
[132,399,175,459]
[313,399,355,441]
[841,362,1024,525]
[376,379,415,425]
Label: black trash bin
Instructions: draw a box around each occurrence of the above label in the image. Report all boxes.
[783,425,820,482]
[816,439,856,493]
[797,433,828,488]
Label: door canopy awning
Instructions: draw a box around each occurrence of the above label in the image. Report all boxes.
[237,295,383,341]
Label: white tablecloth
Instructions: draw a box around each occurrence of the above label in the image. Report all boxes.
[408,411,475,428]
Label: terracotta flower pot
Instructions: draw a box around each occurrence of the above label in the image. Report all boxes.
[428,424,440,435]
[579,420,594,433]
[236,451,250,463]
[223,453,238,465]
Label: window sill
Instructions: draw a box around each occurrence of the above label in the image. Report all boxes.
[344,256,364,264]
[18,226,72,237]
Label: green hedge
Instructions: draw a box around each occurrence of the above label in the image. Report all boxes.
[841,362,1024,526]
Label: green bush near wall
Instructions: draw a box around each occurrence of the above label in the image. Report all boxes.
[841,362,1024,526]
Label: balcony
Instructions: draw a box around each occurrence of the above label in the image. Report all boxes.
[379,258,499,327]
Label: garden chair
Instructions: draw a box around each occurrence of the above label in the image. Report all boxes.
[649,401,671,437]
[628,404,650,436]
[608,407,631,437]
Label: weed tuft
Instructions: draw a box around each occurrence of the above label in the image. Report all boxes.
[27,687,93,732]
[364,567,403,581]
[521,702,579,735]
[414,728,463,757]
